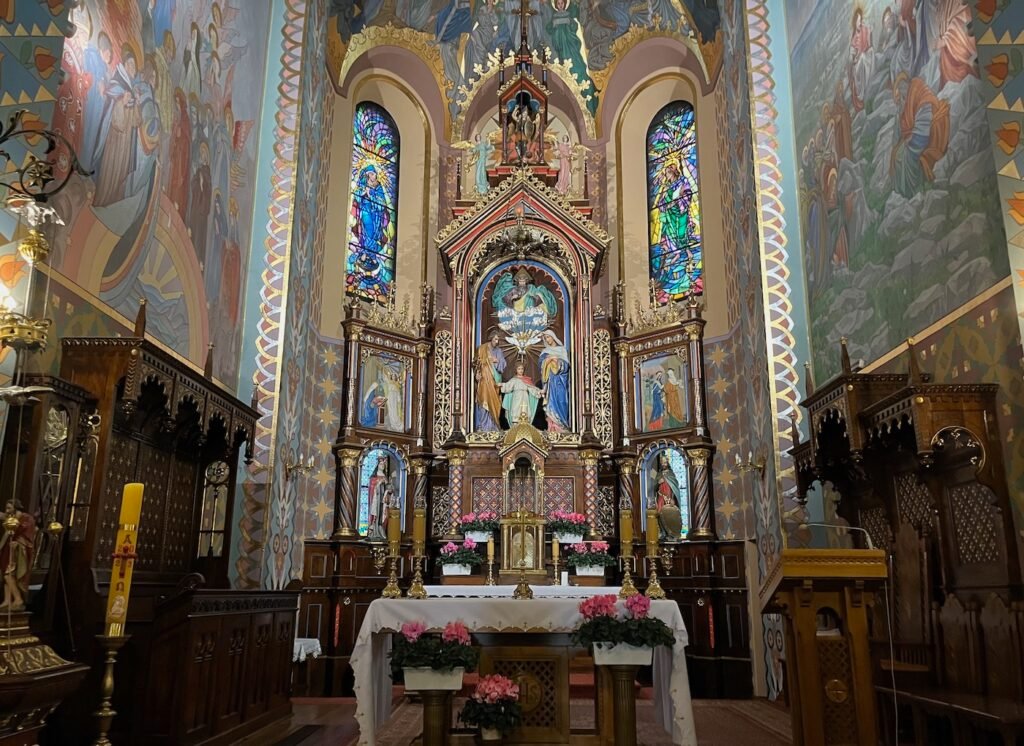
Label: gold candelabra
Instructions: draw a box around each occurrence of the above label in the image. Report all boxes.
[92,634,130,746]
[381,539,402,599]
[485,557,496,585]
[645,546,666,600]
[618,553,639,598]
[407,542,428,599]
[513,510,533,600]
[551,553,561,586]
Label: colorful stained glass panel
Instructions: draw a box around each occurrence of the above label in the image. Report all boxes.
[347,103,400,304]
[647,101,704,302]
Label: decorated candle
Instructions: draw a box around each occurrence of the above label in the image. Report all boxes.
[388,507,401,547]
[645,509,659,553]
[119,482,144,525]
[487,537,494,561]
[552,538,559,561]
[413,508,425,545]
[619,509,633,548]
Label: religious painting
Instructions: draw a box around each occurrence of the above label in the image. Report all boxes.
[357,447,406,540]
[327,1,722,120]
[647,101,703,303]
[474,260,571,433]
[786,0,1006,379]
[642,448,690,540]
[502,90,545,165]
[49,0,273,383]
[346,102,400,304]
[357,350,412,433]
[635,351,690,433]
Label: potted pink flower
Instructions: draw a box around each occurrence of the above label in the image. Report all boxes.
[565,541,614,577]
[459,511,499,544]
[458,674,522,740]
[572,594,675,666]
[548,510,587,544]
[390,620,478,690]
[438,538,484,575]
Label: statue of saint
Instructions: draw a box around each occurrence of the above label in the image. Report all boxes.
[0,500,37,611]
[501,363,543,426]
[366,455,394,541]
[650,452,683,540]
[474,331,507,431]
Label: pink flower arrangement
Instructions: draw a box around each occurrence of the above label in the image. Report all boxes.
[401,621,427,642]
[472,674,520,704]
[579,594,618,620]
[461,511,478,523]
[625,594,651,619]
[442,620,472,645]
[460,511,500,532]
[548,509,587,525]
[565,541,615,569]
[439,539,484,566]
[463,536,477,550]
[441,542,458,554]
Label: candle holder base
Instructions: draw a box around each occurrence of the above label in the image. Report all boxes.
[93,634,131,746]
[381,556,402,599]
[407,557,428,599]
[485,559,496,586]
[618,557,639,598]
[513,567,534,600]
[645,557,666,600]
[551,557,561,585]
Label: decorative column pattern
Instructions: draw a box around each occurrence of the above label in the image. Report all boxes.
[341,321,364,437]
[332,448,361,538]
[616,458,637,526]
[615,344,630,446]
[687,448,716,540]
[432,331,454,449]
[447,449,466,537]
[686,317,709,438]
[414,342,431,448]
[412,459,429,512]
[581,452,599,531]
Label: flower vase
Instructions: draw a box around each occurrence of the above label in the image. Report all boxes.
[480,726,501,741]
[554,532,583,544]
[465,530,492,544]
[574,565,605,577]
[443,563,472,576]
[592,642,653,666]
[403,666,465,690]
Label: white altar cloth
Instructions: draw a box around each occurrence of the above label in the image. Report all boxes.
[423,585,623,598]
[351,597,697,745]
[293,637,322,663]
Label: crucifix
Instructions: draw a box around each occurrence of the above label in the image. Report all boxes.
[517,0,535,54]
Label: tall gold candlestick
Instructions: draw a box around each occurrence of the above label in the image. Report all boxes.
[381,513,402,599]
[645,509,665,599]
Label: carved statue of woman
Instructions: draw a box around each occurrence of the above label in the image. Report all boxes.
[0,500,37,611]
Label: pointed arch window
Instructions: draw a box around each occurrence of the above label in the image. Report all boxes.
[646,101,703,303]
[346,102,400,304]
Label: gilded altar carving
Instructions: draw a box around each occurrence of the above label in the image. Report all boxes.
[432,331,453,449]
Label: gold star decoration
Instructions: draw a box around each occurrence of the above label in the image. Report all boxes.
[717,467,736,487]
[317,406,337,426]
[710,376,729,396]
[718,499,739,522]
[316,437,333,456]
[717,436,734,456]
[709,346,727,366]
[323,346,339,367]
[712,405,731,428]
[315,467,333,487]
[319,377,339,397]
[313,498,332,523]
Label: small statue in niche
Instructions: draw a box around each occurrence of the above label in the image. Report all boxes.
[0,499,37,611]
[650,452,683,540]
[366,454,396,542]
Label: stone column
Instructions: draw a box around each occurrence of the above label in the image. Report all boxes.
[332,447,361,538]
[687,447,717,540]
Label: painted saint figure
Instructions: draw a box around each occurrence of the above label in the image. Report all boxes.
[650,452,682,540]
[539,332,570,431]
[475,332,507,431]
[555,135,573,194]
[644,370,666,430]
[92,49,142,207]
[848,8,874,112]
[664,367,687,428]
[365,455,392,541]
[0,500,37,611]
[472,133,494,195]
[501,362,543,425]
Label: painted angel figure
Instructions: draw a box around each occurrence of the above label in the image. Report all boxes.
[454,133,496,196]
[554,135,585,195]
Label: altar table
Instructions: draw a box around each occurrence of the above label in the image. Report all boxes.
[351,596,697,745]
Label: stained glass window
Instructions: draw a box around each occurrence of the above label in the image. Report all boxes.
[646,101,703,303]
[346,103,400,304]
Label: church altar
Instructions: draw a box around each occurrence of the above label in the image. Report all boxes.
[351,597,696,745]
[421,585,623,598]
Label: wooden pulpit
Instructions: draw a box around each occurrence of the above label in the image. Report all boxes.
[759,548,888,746]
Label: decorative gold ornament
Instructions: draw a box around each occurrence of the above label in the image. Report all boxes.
[0,312,51,351]
[17,228,49,264]
[645,555,666,600]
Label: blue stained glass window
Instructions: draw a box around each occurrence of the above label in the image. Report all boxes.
[346,103,400,304]
[646,101,703,303]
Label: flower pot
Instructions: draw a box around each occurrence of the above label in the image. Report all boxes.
[574,565,605,577]
[554,532,583,544]
[442,563,473,575]
[403,666,465,691]
[480,726,501,741]
[465,530,492,544]
[592,642,653,666]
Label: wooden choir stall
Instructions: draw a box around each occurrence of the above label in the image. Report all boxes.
[790,339,1024,744]
[1,305,298,745]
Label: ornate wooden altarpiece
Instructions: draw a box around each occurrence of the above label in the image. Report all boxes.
[299,32,753,702]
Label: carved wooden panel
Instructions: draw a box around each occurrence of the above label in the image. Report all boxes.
[948,482,1000,565]
[939,594,981,693]
[894,522,928,644]
[431,486,453,536]
[586,485,615,537]
[471,477,503,515]
[164,459,198,572]
[818,638,857,745]
[96,432,139,567]
[979,595,1023,700]
[894,471,933,531]
[135,443,172,571]
[858,507,892,552]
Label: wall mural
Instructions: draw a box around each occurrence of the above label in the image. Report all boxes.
[329,0,723,116]
[50,0,272,383]
[474,261,571,432]
[358,350,411,432]
[635,350,690,432]
[787,0,1007,379]
[647,100,704,302]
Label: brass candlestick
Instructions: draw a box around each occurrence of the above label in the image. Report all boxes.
[645,549,666,600]
[513,510,533,600]
[552,555,561,585]
[381,540,402,599]
[618,554,639,598]
[485,558,496,586]
[407,547,428,599]
[92,634,130,746]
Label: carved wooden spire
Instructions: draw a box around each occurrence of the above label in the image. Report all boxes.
[907,337,923,384]
[133,297,147,337]
[840,336,852,374]
[203,344,215,380]
[803,361,815,398]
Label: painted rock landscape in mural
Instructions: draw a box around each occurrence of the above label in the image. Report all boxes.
[48,0,272,384]
[787,0,1007,379]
